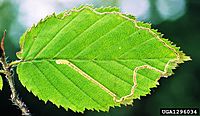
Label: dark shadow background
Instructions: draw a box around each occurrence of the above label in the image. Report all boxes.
[0,0,199,116]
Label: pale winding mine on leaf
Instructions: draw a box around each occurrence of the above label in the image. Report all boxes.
[56,59,118,99]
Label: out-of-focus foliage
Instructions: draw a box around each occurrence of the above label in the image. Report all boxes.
[0,0,199,116]
[0,0,16,31]
[0,0,19,59]
[0,75,2,91]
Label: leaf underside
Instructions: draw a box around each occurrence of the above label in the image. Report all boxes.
[16,6,190,112]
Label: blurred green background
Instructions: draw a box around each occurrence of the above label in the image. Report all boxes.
[0,0,199,116]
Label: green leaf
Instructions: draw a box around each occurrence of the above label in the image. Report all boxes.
[16,6,191,112]
[0,75,2,91]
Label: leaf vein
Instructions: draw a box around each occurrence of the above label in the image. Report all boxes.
[94,29,141,59]
[32,11,81,59]
[56,60,119,99]
[31,62,78,109]
[73,20,128,58]
[53,15,107,58]
[92,61,148,93]
[47,61,106,109]
[24,22,48,59]
[115,60,156,82]
[118,37,155,58]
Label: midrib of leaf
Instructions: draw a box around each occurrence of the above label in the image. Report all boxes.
[21,57,174,62]
[19,53,174,104]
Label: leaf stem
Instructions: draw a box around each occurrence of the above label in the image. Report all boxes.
[0,70,6,74]
[8,60,22,68]
[1,31,31,116]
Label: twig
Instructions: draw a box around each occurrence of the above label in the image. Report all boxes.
[0,31,31,116]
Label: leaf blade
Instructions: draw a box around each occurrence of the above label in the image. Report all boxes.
[16,6,191,112]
